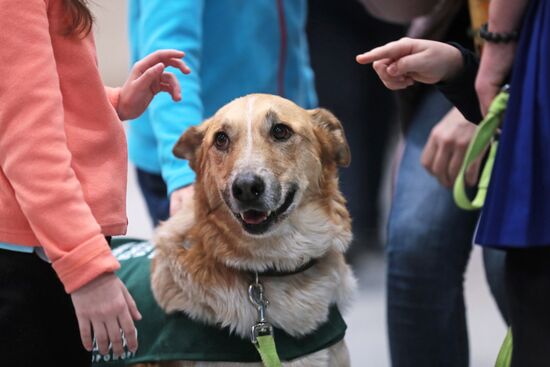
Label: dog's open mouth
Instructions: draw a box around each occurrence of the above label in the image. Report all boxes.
[236,187,297,235]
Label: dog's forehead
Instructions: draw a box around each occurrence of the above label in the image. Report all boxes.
[214,94,309,127]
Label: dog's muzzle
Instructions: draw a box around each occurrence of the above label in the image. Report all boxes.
[227,172,296,235]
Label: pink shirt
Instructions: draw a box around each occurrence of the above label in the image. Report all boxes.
[0,0,127,293]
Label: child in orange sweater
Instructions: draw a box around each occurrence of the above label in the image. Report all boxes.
[0,0,190,364]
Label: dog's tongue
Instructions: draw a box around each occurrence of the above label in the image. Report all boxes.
[241,210,268,225]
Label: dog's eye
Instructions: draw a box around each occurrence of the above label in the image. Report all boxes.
[271,124,292,141]
[214,132,230,150]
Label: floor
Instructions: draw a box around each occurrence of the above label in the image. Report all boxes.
[125,166,507,367]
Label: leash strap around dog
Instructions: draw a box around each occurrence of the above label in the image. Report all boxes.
[453,88,509,210]
[249,272,282,367]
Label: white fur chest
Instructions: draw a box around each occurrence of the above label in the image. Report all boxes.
[157,251,356,340]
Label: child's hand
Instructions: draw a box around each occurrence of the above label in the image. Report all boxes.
[117,50,191,121]
[71,272,141,357]
[356,38,463,90]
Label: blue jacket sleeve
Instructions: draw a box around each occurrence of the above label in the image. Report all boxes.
[137,0,205,194]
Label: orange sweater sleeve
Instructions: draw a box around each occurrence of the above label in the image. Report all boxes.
[0,0,120,293]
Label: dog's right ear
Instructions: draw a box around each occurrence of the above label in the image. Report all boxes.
[173,124,206,170]
[309,108,351,167]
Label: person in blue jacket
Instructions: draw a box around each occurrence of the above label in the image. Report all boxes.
[127,0,317,225]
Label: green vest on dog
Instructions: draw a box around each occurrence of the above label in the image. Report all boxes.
[92,238,347,365]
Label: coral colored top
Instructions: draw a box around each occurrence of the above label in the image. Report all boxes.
[0,0,127,293]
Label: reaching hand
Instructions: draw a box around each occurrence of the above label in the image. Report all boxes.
[116,49,191,121]
[475,42,516,116]
[70,272,142,357]
[356,38,463,89]
[170,185,194,217]
[421,108,481,188]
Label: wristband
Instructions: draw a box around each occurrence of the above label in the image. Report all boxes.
[479,23,519,44]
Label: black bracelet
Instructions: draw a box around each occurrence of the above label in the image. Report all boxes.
[479,23,519,43]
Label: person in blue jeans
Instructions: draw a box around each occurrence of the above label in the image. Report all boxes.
[357,3,508,366]
[127,0,317,225]
[385,89,507,366]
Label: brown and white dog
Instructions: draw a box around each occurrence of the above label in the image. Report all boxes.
[149,94,356,366]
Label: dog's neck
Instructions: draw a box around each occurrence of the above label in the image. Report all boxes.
[251,257,319,277]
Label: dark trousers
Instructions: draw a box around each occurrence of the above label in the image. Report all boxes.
[506,247,550,367]
[307,0,405,251]
[136,167,170,227]
[0,249,90,366]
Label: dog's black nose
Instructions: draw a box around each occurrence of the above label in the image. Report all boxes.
[232,173,265,203]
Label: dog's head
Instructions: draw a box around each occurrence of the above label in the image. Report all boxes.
[174,94,350,241]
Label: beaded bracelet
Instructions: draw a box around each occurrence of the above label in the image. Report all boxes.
[479,23,519,43]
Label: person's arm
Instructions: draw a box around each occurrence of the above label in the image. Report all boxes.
[357,38,482,123]
[357,38,464,87]
[133,0,204,198]
[0,0,141,356]
[0,0,118,295]
[436,43,482,123]
[358,0,439,24]
[475,0,528,115]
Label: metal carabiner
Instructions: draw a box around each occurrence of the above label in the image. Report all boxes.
[248,272,274,344]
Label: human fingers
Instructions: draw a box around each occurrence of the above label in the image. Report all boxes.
[373,59,414,90]
[134,62,164,93]
[387,52,430,81]
[92,320,110,356]
[118,311,138,354]
[356,38,415,65]
[75,315,93,351]
[432,141,453,187]
[132,50,185,77]
[447,147,467,186]
[169,185,195,216]
[465,153,484,187]
[169,190,187,217]
[475,77,500,116]
[475,43,516,115]
[420,133,437,173]
[121,284,142,322]
[162,57,191,75]
[159,72,181,101]
[105,318,124,358]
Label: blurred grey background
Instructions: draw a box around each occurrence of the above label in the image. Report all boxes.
[91,1,507,365]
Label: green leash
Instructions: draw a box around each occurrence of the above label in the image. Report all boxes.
[452,89,512,367]
[255,335,282,367]
[495,328,513,367]
[249,273,283,367]
[453,90,509,210]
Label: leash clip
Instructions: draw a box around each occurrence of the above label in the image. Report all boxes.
[248,272,274,344]
[251,322,275,345]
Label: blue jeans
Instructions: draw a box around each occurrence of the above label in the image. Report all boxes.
[136,168,170,227]
[386,90,507,367]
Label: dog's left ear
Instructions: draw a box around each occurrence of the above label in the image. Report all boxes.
[309,108,351,167]
[173,123,207,171]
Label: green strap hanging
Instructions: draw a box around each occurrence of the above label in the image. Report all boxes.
[495,328,513,367]
[453,91,509,210]
[255,335,283,367]
[452,90,512,367]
